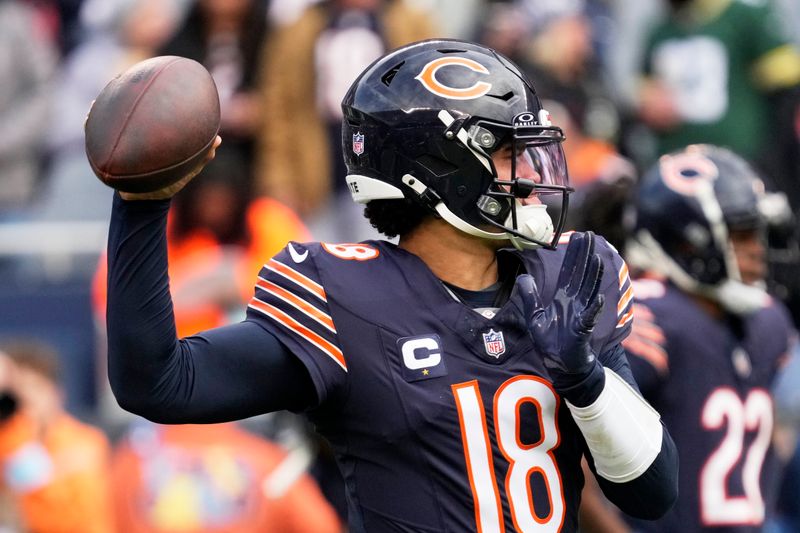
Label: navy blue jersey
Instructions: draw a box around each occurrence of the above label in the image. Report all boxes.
[624,279,797,532]
[246,235,634,532]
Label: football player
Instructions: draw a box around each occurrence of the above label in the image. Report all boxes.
[611,144,797,532]
[103,39,677,532]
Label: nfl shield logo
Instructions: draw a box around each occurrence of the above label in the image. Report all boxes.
[482,329,506,358]
[352,132,365,155]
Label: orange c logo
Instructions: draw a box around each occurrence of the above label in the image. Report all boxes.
[415,57,492,100]
[659,151,719,196]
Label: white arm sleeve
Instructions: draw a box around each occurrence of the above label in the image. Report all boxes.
[566,367,663,483]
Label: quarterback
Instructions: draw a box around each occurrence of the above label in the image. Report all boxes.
[103,40,678,532]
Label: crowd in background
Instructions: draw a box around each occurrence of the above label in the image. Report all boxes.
[0,0,799,531]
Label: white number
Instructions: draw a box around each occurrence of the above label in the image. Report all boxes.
[453,376,565,533]
[321,242,379,260]
[652,36,729,123]
[699,388,773,526]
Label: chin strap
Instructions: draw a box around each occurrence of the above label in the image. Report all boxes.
[402,174,556,250]
[627,229,769,315]
[401,174,507,241]
[709,279,771,315]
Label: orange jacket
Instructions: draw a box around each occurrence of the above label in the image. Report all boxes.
[0,412,114,533]
[110,423,341,533]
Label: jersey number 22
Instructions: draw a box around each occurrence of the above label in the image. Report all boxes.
[700,388,773,526]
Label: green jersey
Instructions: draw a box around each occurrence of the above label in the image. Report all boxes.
[643,0,791,160]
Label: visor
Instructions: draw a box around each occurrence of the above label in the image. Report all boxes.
[467,117,571,249]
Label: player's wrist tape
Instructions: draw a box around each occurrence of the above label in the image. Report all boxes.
[566,367,663,483]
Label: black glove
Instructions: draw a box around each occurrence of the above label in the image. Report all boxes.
[518,232,606,406]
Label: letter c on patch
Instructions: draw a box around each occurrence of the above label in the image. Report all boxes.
[415,57,492,100]
[401,337,442,370]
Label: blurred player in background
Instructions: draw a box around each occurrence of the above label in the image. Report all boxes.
[0,340,114,532]
[583,144,798,532]
[102,39,678,532]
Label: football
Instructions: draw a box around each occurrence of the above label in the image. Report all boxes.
[85,56,220,193]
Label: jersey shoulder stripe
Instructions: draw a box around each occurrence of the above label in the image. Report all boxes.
[255,277,336,333]
[265,258,326,302]
[248,243,346,373]
[540,232,633,348]
[248,297,346,371]
[616,261,634,329]
[623,303,669,374]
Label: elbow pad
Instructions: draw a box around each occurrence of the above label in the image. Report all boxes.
[566,367,663,483]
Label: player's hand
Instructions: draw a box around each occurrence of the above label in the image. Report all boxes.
[517,232,605,397]
[119,135,222,201]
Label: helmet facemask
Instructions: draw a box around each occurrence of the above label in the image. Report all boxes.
[466,114,570,250]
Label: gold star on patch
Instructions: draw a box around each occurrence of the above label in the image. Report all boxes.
[422,369,430,376]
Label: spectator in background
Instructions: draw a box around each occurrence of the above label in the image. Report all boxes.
[480,0,621,146]
[636,0,800,177]
[480,2,634,251]
[0,0,57,212]
[404,0,483,40]
[0,340,114,532]
[39,0,185,222]
[110,420,342,533]
[159,0,271,187]
[545,99,636,254]
[255,0,437,242]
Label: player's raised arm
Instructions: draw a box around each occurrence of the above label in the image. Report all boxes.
[92,58,316,422]
[104,187,315,423]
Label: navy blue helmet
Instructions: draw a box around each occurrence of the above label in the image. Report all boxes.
[340,39,571,249]
[627,144,768,313]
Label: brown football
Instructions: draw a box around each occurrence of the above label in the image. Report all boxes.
[85,56,220,193]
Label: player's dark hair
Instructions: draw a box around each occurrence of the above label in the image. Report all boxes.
[364,198,433,238]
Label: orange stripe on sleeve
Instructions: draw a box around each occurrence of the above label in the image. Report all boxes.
[265,259,326,302]
[616,307,634,328]
[617,285,634,315]
[248,299,346,371]
[255,279,335,332]
[623,336,669,374]
[618,262,630,288]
